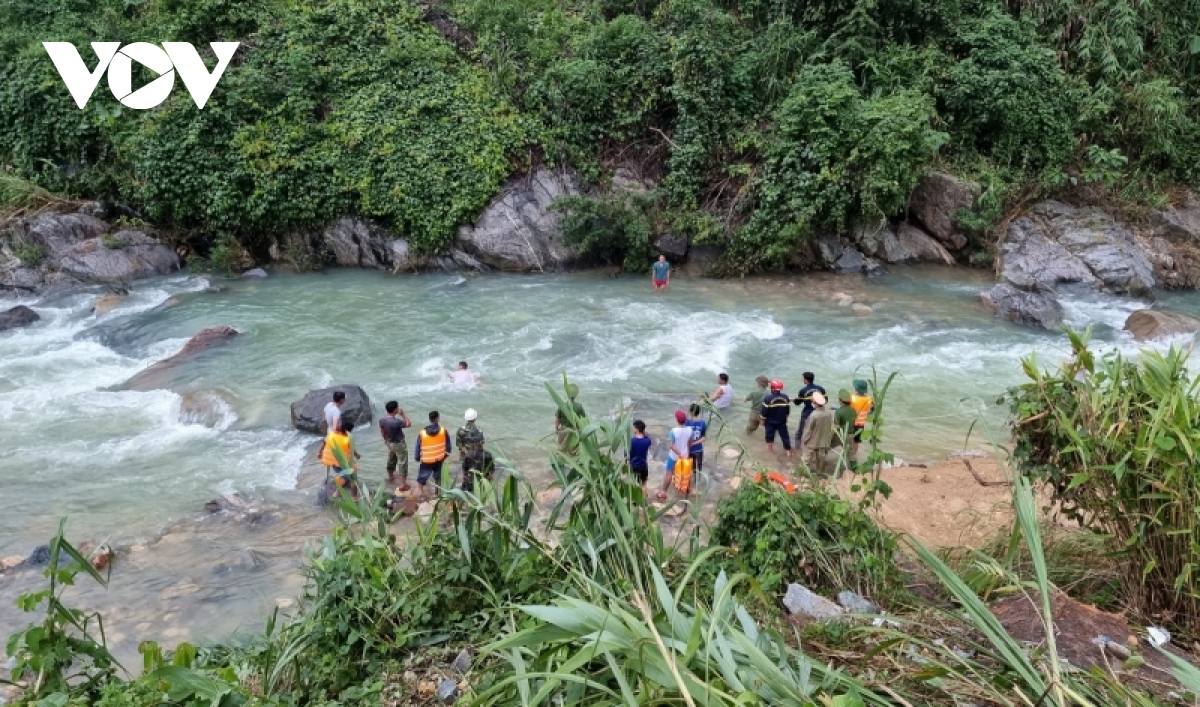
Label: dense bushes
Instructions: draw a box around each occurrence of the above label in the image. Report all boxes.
[0,0,525,254]
[712,479,901,596]
[1008,329,1200,632]
[1,0,1198,269]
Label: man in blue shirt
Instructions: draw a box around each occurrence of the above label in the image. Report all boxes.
[793,372,826,447]
[652,254,670,291]
[686,403,708,473]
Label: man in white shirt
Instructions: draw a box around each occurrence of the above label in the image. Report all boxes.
[449,361,481,388]
[705,372,734,411]
[657,410,695,500]
[324,391,345,433]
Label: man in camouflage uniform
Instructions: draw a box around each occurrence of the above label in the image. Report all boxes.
[456,408,489,494]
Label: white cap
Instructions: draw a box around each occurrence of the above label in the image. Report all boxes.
[464,408,478,421]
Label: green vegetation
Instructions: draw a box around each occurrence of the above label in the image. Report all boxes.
[2,0,1197,270]
[1008,327,1200,634]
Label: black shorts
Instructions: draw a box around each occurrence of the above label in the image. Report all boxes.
[853,427,864,442]
[691,449,704,473]
[630,464,648,484]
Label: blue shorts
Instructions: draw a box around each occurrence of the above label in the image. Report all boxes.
[417,460,444,486]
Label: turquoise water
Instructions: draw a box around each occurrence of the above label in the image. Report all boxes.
[0,265,1183,658]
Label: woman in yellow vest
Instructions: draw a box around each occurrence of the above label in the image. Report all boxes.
[849,379,874,460]
[318,419,361,499]
[414,410,452,499]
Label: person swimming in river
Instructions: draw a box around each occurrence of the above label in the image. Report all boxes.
[449,361,482,388]
[652,254,670,291]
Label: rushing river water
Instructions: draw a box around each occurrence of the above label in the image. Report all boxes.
[1,265,1195,663]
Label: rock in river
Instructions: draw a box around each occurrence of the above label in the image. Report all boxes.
[980,283,1064,330]
[0,305,39,331]
[122,326,241,391]
[290,385,373,435]
[1123,309,1200,342]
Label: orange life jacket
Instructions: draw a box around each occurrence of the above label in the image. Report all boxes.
[419,426,449,464]
[673,457,694,493]
[850,394,873,427]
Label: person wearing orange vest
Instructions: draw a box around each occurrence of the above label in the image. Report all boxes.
[849,379,874,461]
[413,410,452,498]
[317,419,361,500]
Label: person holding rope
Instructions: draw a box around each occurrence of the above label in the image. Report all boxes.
[760,378,793,459]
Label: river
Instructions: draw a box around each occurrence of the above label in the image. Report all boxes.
[0,265,1194,664]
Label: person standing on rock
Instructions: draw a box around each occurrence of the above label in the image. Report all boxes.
[849,379,874,461]
[456,408,488,494]
[760,379,793,459]
[652,254,671,291]
[800,392,834,475]
[449,361,481,389]
[414,411,452,498]
[380,401,412,491]
[319,419,361,500]
[744,376,769,434]
[324,391,346,433]
[792,372,826,447]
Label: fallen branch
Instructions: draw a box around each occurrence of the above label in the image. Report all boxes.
[963,459,1012,487]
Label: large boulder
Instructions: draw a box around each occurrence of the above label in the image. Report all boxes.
[122,326,241,391]
[654,233,688,259]
[1145,195,1200,289]
[999,201,1155,297]
[909,172,979,250]
[981,283,1064,330]
[321,218,395,269]
[1123,309,1200,342]
[3,210,179,292]
[291,385,373,435]
[455,168,583,272]
[853,221,955,265]
[816,235,869,274]
[0,305,40,331]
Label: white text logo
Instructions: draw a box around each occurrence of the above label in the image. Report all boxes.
[42,42,240,110]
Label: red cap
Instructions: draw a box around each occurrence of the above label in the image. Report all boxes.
[769,378,784,390]
[674,410,687,424]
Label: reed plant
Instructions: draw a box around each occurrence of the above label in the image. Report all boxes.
[1007,328,1200,631]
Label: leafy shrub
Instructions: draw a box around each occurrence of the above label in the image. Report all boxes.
[939,11,1077,171]
[1008,328,1200,632]
[732,62,945,268]
[553,192,657,270]
[14,240,45,265]
[711,479,901,596]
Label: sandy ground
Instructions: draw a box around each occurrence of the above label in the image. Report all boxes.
[837,456,1020,549]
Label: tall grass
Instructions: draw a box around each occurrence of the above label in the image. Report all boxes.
[1008,328,1200,631]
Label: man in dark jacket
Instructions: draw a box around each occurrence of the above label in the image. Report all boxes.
[760,378,793,459]
[792,372,826,447]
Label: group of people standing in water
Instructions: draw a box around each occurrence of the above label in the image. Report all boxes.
[311,359,874,507]
[633,372,875,502]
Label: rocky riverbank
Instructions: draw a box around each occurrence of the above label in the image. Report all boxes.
[6,167,1200,344]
